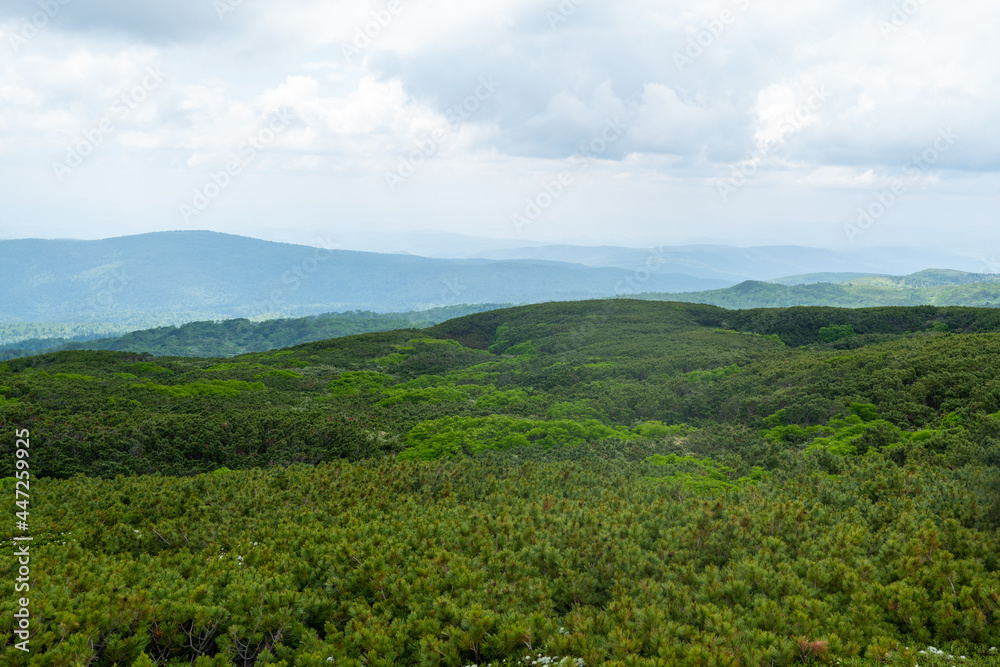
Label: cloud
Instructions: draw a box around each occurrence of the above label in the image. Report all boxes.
[1,0,1000,248]
[0,0,244,42]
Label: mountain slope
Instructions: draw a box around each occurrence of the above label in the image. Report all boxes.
[3,300,1000,663]
[0,231,729,325]
[477,244,982,280]
[639,273,1000,309]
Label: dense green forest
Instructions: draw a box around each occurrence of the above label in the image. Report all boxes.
[639,270,1000,309]
[2,300,999,665]
[0,305,507,362]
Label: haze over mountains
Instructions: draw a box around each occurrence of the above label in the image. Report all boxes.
[0,231,726,325]
[2,231,993,328]
[640,270,1000,310]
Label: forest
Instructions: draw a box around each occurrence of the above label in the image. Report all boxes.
[0,304,506,362]
[1,299,999,666]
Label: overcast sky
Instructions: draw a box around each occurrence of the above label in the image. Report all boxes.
[0,0,998,257]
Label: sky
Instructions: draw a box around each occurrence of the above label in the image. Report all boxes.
[0,0,998,259]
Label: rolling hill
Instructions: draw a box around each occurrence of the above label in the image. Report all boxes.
[2,300,1000,664]
[475,244,983,281]
[0,304,509,360]
[639,270,1000,309]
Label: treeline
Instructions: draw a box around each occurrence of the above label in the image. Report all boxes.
[0,304,507,361]
[721,304,1000,346]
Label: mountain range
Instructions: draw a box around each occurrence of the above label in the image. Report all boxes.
[0,231,725,325]
[4,231,993,328]
[638,269,1000,309]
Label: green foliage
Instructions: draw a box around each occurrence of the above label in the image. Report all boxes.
[545,399,607,422]
[129,361,173,375]
[679,363,740,381]
[1,457,998,665]
[134,379,266,398]
[645,452,766,493]
[505,340,538,357]
[476,388,532,410]
[328,371,394,397]
[378,385,471,407]
[633,420,694,440]
[850,402,880,422]
[488,322,512,354]
[3,299,1000,663]
[818,324,857,343]
[398,416,630,460]
[255,369,303,379]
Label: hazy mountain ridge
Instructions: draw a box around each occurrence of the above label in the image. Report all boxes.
[640,270,1000,309]
[3,232,993,330]
[0,231,729,325]
[475,244,984,280]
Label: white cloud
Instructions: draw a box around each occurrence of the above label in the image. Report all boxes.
[0,0,999,249]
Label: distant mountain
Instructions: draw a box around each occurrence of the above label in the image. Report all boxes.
[0,231,729,325]
[770,269,1000,288]
[769,272,880,285]
[289,229,986,279]
[638,271,1000,309]
[475,245,983,281]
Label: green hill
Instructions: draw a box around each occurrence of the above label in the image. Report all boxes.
[770,269,1000,287]
[2,300,999,665]
[639,271,1000,309]
[0,304,508,361]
